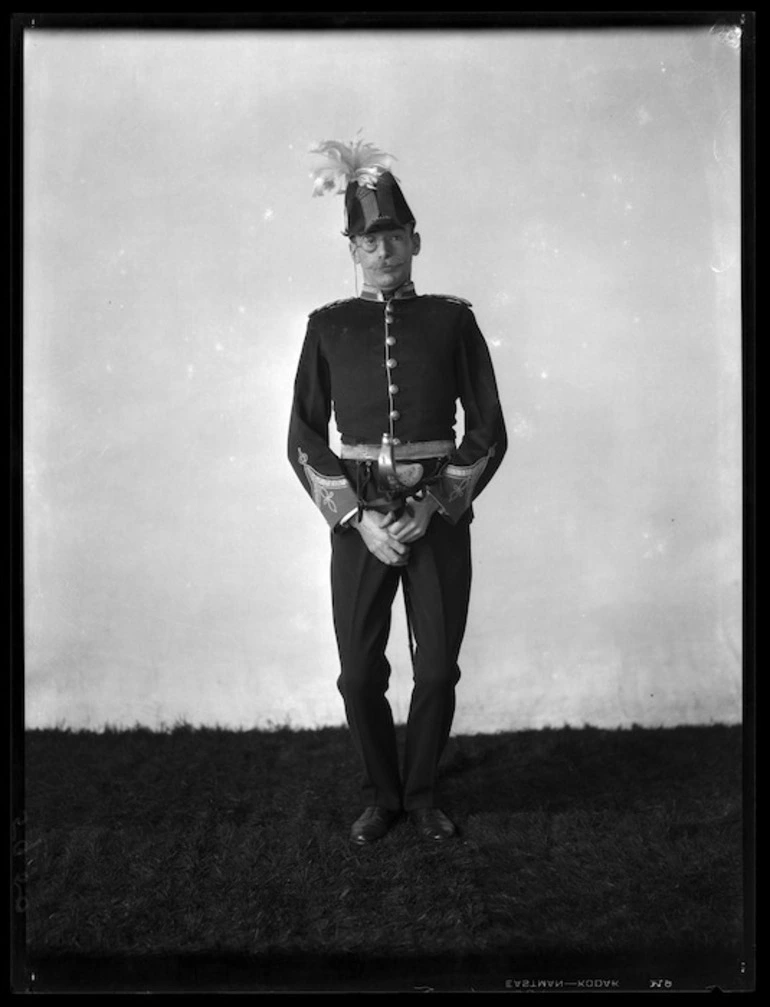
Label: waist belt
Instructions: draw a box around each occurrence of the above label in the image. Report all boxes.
[340,439,454,462]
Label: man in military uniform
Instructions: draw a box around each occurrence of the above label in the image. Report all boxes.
[288,141,507,844]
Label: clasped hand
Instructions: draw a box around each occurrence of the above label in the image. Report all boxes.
[355,496,439,567]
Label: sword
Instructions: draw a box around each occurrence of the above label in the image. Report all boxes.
[378,303,421,668]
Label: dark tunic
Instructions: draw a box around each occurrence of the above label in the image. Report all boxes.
[288,283,508,526]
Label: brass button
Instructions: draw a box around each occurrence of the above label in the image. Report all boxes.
[386,358,398,369]
[385,335,396,346]
[388,384,399,395]
[389,410,400,421]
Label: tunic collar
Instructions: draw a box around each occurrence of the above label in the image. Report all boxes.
[359,281,417,302]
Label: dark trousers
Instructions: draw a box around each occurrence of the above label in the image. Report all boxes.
[331,514,472,811]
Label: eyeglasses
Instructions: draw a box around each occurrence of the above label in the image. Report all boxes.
[354,231,408,253]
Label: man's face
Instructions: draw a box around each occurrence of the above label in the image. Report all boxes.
[350,226,421,292]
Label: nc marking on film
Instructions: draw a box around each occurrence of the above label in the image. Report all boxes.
[12,812,28,914]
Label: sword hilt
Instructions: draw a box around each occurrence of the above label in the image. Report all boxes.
[376,433,404,492]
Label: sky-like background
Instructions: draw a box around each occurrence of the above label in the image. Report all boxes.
[24,25,743,732]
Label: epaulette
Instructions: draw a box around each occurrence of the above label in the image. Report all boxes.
[309,297,357,317]
[425,293,473,307]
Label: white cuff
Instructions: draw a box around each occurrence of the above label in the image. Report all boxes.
[339,507,359,527]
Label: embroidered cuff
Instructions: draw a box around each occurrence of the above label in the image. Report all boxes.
[297,449,359,529]
[429,453,491,524]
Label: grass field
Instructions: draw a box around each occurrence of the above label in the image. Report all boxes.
[16,722,751,993]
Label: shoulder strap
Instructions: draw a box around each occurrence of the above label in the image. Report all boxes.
[309,297,356,318]
[425,293,473,308]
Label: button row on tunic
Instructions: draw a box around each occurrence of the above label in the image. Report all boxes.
[385,319,400,427]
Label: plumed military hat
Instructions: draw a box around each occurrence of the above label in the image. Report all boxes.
[310,136,415,236]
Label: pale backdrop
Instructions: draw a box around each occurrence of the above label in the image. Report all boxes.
[24,26,743,732]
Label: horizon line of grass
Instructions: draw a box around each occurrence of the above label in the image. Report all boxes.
[23,718,742,736]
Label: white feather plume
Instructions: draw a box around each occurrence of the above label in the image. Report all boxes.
[309,134,396,197]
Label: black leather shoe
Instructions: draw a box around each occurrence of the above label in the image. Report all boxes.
[350,806,401,845]
[409,807,457,842]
